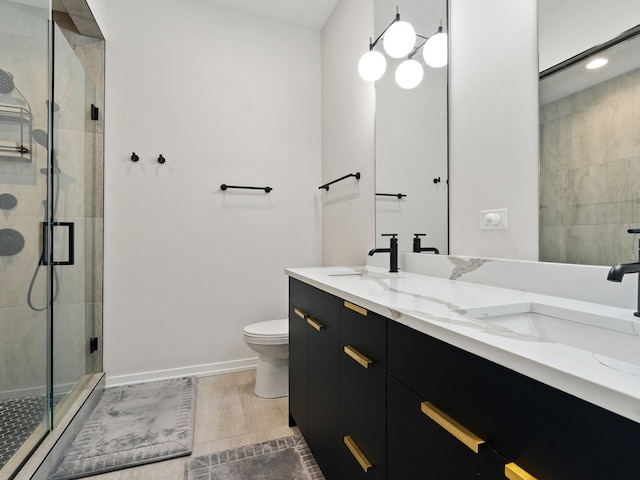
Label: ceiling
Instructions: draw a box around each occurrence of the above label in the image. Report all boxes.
[10,0,338,30]
[540,31,640,105]
[202,0,339,30]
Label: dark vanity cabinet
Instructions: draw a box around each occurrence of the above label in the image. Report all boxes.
[339,301,387,480]
[387,319,640,480]
[289,278,387,480]
[289,278,341,480]
[387,375,505,479]
[289,277,640,480]
[288,302,309,436]
[387,321,523,479]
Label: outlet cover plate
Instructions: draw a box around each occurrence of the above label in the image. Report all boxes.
[480,208,508,229]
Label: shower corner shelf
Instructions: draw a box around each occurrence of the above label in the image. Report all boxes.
[0,102,33,163]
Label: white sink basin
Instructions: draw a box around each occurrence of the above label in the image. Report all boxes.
[463,302,640,366]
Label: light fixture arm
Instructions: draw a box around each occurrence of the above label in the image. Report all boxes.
[407,25,444,60]
[369,11,401,51]
[408,36,428,59]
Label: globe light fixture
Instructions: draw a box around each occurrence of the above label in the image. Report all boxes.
[383,20,416,58]
[358,50,387,82]
[423,28,448,68]
[357,10,447,89]
[395,59,424,89]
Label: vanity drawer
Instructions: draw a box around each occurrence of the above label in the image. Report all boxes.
[290,277,340,333]
[339,300,387,369]
[388,319,640,479]
[387,375,503,479]
[340,344,386,479]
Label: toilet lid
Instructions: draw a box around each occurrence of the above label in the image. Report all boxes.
[244,319,288,337]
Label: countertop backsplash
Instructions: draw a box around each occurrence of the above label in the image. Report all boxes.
[366,252,637,310]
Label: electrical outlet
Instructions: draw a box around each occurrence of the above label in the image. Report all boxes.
[480,209,508,229]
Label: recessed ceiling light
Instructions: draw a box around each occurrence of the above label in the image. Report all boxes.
[586,58,608,70]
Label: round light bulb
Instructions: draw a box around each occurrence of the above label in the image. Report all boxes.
[395,59,424,89]
[423,31,448,68]
[358,50,387,82]
[383,21,416,59]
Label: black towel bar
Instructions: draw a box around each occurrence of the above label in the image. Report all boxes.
[319,172,360,191]
[376,193,407,199]
[221,184,272,193]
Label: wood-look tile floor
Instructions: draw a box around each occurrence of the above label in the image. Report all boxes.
[88,370,299,480]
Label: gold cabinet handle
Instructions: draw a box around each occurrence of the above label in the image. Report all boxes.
[294,308,306,319]
[420,401,485,453]
[505,462,538,480]
[344,300,368,316]
[343,435,372,472]
[306,317,324,331]
[343,345,372,369]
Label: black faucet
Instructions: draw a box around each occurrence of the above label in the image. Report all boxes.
[412,234,440,254]
[369,234,399,273]
[607,228,640,317]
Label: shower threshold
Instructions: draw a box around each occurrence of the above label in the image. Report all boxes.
[9,373,105,480]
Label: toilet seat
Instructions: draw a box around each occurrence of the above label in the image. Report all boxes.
[243,319,288,345]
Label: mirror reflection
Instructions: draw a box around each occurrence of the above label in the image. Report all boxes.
[539,0,640,266]
[373,0,448,254]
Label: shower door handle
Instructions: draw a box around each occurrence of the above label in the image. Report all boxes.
[42,221,75,266]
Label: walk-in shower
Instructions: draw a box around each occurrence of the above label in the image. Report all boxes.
[0,1,104,477]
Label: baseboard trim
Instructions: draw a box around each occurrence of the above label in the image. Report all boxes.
[105,358,258,387]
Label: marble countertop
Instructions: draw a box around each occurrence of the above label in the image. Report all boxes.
[286,265,640,424]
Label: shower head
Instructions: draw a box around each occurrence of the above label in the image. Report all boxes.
[33,129,62,175]
[32,129,48,149]
[0,69,15,94]
[46,99,60,112]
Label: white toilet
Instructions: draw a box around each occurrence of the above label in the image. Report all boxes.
[243,319,289,398]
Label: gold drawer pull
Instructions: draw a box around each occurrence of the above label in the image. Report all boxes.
[505,462,538,480]
[343,435,372,472]
[344,300,368,316]
[420,401,485,453]
[306,317,324,331]
[294,308,306,319]
[344,345,373,369]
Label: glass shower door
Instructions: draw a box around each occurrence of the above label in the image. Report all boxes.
[0,0,51,476]
[50,22,98,426]
[0,3,102,476]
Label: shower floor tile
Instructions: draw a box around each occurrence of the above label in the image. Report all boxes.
[0,395,46,470]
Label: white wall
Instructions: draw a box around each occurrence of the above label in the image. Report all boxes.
[89,0,322,384]
[87,0,544,384]
[320,0,376,266]
[448,0,539,260]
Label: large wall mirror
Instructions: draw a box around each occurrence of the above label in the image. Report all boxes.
[539,0,640,266]
[373,0,448,254]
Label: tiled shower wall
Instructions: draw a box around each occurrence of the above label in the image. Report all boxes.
[540,67,640,266]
